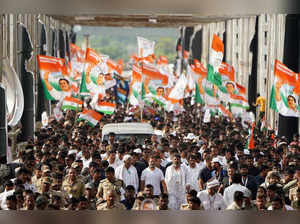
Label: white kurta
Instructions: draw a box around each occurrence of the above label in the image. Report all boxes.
[197,190,227,211]
[223,183,250,206]
[165,165,187,210]
[115,165,139,193]
[186,165,201,192]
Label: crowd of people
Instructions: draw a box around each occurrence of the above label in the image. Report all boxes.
[0,91,299,211]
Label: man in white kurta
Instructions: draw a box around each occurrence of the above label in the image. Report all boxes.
[186,154,201,192]
[197,179,226,211]
[223,173,250,206]
[165,154,187,210]
[115,155,139,194]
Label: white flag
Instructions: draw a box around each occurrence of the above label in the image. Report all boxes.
[168,74,187,100]
[137,36,155,58]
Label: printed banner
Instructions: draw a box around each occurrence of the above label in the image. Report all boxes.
[270,60,300,117]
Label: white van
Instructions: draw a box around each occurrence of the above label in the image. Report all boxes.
[102,122,154,144]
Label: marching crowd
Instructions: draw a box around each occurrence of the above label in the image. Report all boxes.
[0,92,300,211]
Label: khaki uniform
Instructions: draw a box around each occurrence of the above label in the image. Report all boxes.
[291,200,300,210]
[62,178,85,199]
[97,201,126,210]
[49,189,69,206]
[64,174,85,183]
[180,203,191,210]
[97,178,125,202]
[35,178,43,192]
[31,175,41,187]
[283,179,297,193]
[289,186,299,202]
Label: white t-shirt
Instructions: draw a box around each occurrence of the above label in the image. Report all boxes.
[141,167,165,196]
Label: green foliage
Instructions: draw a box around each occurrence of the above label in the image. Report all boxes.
[76,26,178,64]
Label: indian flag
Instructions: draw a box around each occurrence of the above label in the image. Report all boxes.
[129,64,142,106]
[61,96,83,111]
[207,34,224,86]
[246,122,256,149]
[218,104,232,119]
[195,83,204,105]
[228,94,249,116]
[77,110,102,127]
[95,101,116,115]
[270,60,300,117]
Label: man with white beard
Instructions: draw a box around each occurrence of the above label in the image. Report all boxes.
[165,154,187,210]
[115,155,139,194]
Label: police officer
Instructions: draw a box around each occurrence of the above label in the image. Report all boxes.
[97,189,125,210]
[96,167,125,204]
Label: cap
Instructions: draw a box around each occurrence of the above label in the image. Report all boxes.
[184,133,196,140]
[71,162,80,169]
[42,168,51,173]
[207,179,219,189]
[85,183,94,189]
[134,148,142,154]
[211,157,223,166]
[123,154,132,161]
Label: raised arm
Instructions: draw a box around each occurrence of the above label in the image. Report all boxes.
[43,71,53,91]
[197,76,205,95]
[85,63,95,84]
[275,80,283,102]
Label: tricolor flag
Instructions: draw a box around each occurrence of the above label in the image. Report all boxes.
[207,34,224,86]
[129,64,142,106]
[77,109,102,127]
[37,55,73,101]
[95,101,116,115]
[61,96,83,111]
[270,60,300,117]
[218,104,232,119]
[246,122,256,149]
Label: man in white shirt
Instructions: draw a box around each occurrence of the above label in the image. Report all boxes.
[81,148,92,169]
[223,173,250,206]
[141,156,168,197]
[0,181,14,210]
[165,154,187,210]
[267,195,294,210]
[186,154,201,192]
[115,155,139,194]
[107,149,122,170]
[197,179,226,211]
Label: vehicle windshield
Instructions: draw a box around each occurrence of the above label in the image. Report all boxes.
[103,134,152,145]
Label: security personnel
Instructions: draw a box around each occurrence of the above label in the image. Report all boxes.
[97,189,126,210]
[62,167,85,199]
[96,167,125,203]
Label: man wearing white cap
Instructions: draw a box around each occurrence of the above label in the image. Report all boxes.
[115,155,139,194]
[197,179,226,211]
[211,157,226,184]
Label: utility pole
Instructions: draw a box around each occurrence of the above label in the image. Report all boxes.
[0,14,8,158]
[180,27,185,75]
[84,34,90,49]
